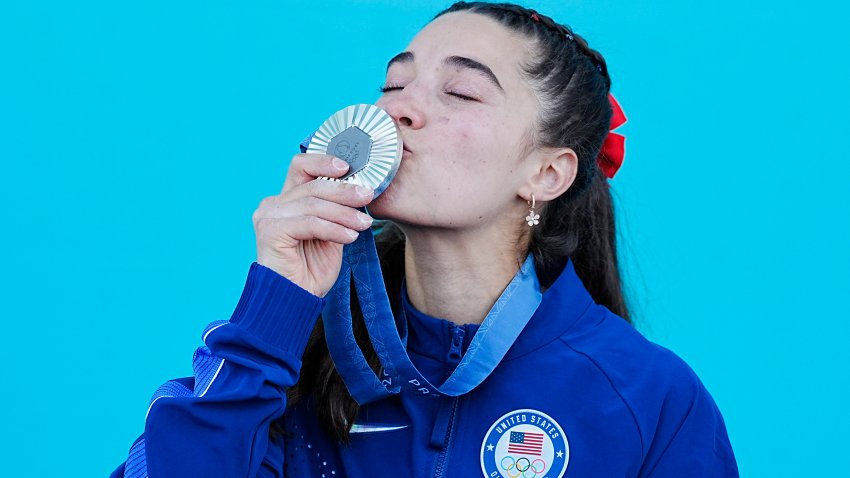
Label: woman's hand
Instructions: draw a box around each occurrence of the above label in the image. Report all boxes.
[253,154,374,297]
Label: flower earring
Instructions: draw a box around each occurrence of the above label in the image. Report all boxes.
[526,193,540,227]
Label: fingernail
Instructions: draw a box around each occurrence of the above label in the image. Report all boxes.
[358,213,373,227]
[355,185,374,198]
[332,157,349,170]
[346,229,359,239]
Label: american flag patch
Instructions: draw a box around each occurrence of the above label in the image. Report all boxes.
[508,431,545,456]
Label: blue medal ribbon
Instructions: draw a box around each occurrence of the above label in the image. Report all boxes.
[323,228,543,405]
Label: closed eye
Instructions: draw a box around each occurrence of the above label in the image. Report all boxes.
[378,84,478,102]
[446,91,477,101]
[378,84,403,93]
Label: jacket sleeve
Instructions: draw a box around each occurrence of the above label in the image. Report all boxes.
[638,365,739,478]
[110,262,325,478]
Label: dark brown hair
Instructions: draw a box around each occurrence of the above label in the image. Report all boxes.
[281,1,630,443]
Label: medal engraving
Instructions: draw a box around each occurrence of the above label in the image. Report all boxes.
[326,126,372,180]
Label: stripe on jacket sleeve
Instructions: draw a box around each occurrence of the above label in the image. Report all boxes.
[123,437,148,478]
[145,380,193,420]
[192,345,225,397]
[131,338,229,477]
[202,320,228,342]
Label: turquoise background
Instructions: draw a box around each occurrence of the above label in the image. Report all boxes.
[1,0,847,475]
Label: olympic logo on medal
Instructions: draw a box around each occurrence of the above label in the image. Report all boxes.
[480,409,569,478]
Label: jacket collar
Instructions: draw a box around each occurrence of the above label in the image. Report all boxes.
[402,282,480,361]
[503,257,597,359]
[402,257,597,362]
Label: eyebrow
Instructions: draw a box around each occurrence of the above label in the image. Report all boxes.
[386,51,414,71]
[386,51,504,93]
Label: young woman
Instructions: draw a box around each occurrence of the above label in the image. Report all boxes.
[112,2,738,477]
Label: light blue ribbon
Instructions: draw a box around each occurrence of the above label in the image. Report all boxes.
[323,228,543,405]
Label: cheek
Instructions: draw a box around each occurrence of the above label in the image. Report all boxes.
[442,117,508,175]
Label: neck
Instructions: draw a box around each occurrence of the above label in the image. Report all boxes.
[400,224,529,326]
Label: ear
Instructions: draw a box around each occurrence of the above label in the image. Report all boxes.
[520,147,579,202]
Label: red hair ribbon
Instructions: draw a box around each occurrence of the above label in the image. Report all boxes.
[597,93,627,179]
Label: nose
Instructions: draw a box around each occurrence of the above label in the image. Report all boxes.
[377,88,426,130]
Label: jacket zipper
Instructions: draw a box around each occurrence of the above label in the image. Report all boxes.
[433,325,465,478]
[433,396,460,478]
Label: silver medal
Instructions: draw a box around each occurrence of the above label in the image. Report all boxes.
[307,104,403,198]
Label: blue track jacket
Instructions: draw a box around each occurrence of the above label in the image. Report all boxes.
[111,259,738,477]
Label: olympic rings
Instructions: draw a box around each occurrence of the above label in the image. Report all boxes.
[516,457,531,472]
[500,456,520,478]
[531,459,546,474]
[500,455,548,478]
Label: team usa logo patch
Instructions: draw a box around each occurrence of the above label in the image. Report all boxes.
[480,409,569,478]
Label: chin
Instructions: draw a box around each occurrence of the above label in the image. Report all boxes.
[365,185,403,221]
[366,188,428,229]
[365,170,444,227]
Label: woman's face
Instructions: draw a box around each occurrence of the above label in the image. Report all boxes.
[368,12,540,231]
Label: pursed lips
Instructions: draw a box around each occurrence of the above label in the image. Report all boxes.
[402,142,413,157]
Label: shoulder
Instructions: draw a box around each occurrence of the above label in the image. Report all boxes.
[560,305,706,400]
[559,306,733,462]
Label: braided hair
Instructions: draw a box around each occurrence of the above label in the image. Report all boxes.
[283,1,631,443]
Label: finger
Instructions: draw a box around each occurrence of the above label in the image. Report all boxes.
[262,196,374,231]
[268,216,361,245]
[284,179,375,209]
[283,153,351,193]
